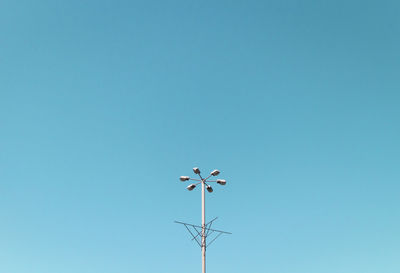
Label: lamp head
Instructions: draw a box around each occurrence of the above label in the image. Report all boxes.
[211,169,220,176]
[187,184,196,191]
[193,167,201,174]
[180,176,190,182]
[217,179,226,185]
[206,185,213,193]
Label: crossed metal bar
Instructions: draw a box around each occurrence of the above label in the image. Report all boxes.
[175,217,232,248]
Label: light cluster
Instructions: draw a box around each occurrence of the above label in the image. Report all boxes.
[180,167,227,192]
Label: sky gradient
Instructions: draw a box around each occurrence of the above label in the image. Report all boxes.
[1,0,400,273]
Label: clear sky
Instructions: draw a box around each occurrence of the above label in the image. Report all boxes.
[1,0,399,272]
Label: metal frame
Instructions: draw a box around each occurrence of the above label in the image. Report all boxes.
[175,218,231,248]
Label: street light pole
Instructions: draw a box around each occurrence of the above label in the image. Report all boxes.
[201,179,206,273]
[178,168,229,273]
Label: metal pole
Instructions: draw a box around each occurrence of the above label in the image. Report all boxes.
[201,180,206,273]
[178,168,229,273]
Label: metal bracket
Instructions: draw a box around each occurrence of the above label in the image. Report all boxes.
[175,217,231,248]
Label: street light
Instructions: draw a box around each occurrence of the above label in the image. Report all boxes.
[178,167,228,273]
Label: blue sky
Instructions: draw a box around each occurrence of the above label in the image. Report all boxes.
[1,0,399,272]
